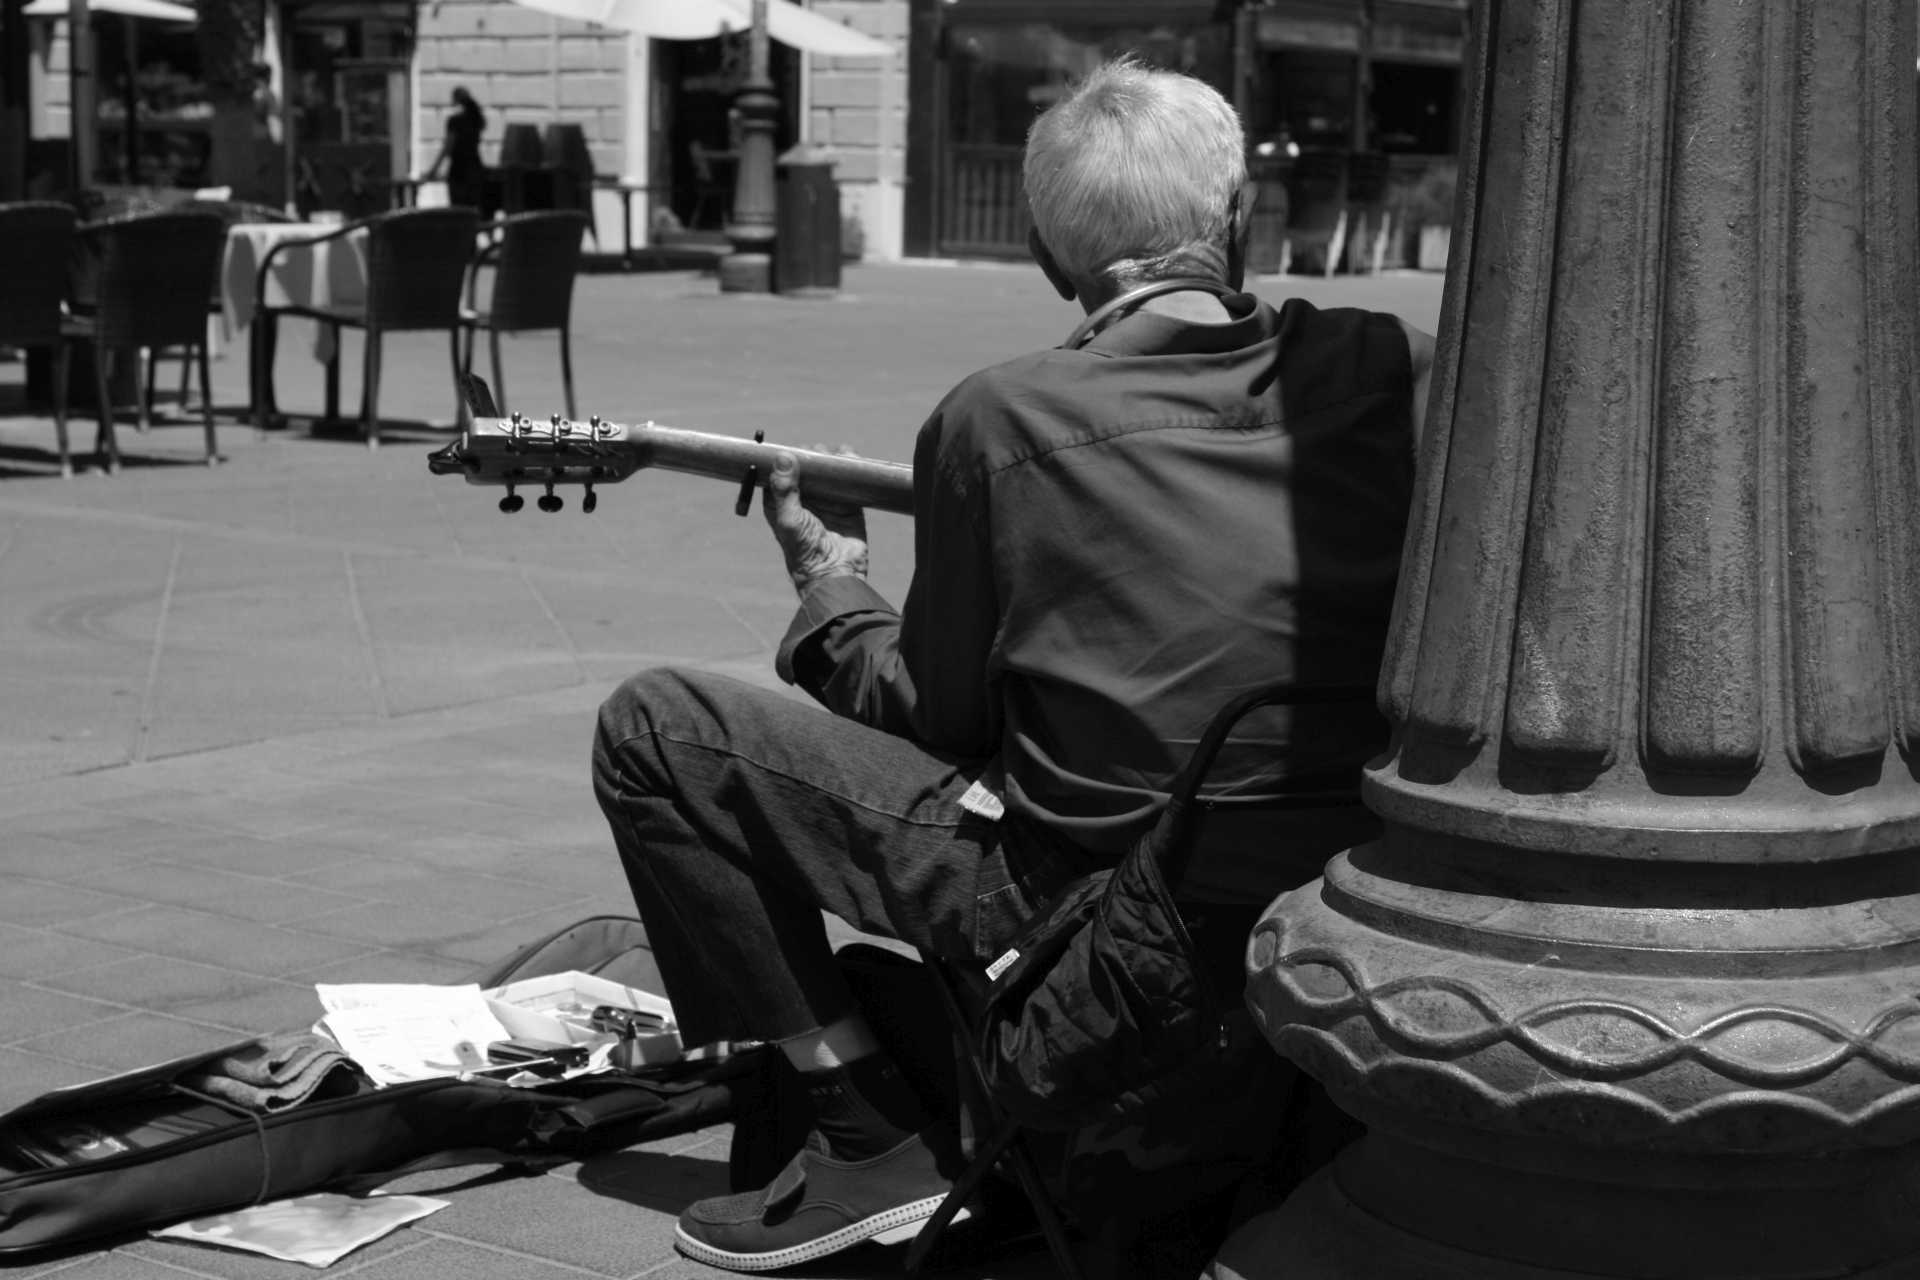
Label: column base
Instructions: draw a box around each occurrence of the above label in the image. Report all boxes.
[1208,1142,1920,1280]
[1208,1163,1591,1280]
[718,250,772,294]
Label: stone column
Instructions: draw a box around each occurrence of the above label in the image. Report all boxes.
[1235,0,1920,1275]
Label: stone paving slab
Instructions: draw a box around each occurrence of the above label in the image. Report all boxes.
[0,263,1442,1279]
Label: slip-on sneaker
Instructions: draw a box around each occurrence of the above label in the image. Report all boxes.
[674,1129,967,1273]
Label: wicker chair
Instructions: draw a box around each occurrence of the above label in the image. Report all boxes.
[252,206,479,447]
[0,202,79,474]
[62,208,228,472]
[459,210,589,420]
[149,198,297,416]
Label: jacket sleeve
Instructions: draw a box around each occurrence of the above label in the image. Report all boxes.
[774,402,1000,755]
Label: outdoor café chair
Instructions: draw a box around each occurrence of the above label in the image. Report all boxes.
[252,206,480,448]
[0,201,79,473]
[148,197,297,416]
[459,209,590,420]
[63,207,228,472]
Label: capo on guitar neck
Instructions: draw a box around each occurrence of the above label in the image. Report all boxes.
[733,431,767,518]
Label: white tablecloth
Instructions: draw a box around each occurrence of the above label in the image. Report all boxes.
[221,223,369,362]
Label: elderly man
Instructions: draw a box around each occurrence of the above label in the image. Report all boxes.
[592,57,1432,1273]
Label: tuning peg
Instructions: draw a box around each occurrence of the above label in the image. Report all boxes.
[582,485,598,514]
[538,483,564,513]
[499,485,524,514]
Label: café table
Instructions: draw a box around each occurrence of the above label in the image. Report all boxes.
[220,221,369,426]
[593,176,657,269]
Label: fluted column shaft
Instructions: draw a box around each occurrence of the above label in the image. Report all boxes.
[1237,2,1920,1276]
[1379,0,1920,851]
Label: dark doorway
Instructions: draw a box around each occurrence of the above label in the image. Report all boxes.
[652,33,799,236]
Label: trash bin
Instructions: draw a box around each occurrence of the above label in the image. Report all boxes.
[496,124,555,213]
[498,123,544,169]
[774,144,841,296]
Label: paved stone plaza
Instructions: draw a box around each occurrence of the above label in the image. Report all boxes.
[0,260,1441,1280]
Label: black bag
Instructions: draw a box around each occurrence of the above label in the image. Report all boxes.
[0,914,769,1257]
[972,683,1369,1131]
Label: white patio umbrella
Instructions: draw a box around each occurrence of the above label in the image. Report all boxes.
[504,0,890,57]
[22,0,193,20]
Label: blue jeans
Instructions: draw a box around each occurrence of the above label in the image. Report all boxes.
[591,669,1088,1047]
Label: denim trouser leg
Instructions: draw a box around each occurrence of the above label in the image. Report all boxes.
[592,667,1075,1048]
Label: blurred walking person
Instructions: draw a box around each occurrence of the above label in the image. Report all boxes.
[426,86,487,211]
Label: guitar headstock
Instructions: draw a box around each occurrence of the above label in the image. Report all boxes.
[429,374,915,517]
[426,412,642,513]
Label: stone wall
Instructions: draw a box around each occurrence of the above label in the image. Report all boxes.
[32,25,70,139]
[412,0,628,180]
[804,0,907,259]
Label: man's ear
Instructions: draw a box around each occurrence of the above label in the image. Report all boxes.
[1028,229,1079,303]
[1225,183,1255,291]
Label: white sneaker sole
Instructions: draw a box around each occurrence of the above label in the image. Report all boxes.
[674,1196,971,1273]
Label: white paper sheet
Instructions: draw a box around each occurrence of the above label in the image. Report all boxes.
[154,1192,447,1268]
[312,983,510,1086]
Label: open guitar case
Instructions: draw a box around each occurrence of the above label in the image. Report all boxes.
[0,915,772,1258]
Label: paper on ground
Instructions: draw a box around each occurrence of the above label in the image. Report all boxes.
[313,983,510,1086]
[153,1192,447,1268]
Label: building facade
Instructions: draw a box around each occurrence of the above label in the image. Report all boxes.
[410,0,903,256]
[906,0,1468,260]
[5,0,1464,265]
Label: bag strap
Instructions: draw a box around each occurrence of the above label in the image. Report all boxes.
[169,1082,275,1207]
[1155,680,1377,891]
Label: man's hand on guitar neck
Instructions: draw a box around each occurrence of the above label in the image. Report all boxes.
[762,449,871,595]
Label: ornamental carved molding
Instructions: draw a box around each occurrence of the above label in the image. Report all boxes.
[1246,894,1920,1156]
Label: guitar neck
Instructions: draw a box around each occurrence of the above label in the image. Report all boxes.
[428,416,916,516]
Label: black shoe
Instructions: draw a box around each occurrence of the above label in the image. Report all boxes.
[674,1129,965,1273]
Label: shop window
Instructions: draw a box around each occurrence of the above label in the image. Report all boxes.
[1256,49,1355,153]
[1370,61,1456,154]
[943,21,1230,149]
[93,18,211,187]
[931,18,1229,255]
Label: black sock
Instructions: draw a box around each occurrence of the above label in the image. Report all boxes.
[802,1053,930,1162]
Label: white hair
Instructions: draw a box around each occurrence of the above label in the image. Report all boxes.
[1023,59,1247,291]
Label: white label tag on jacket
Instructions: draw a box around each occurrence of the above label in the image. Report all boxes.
[958,779,1004,821]
[986,948,1020,982]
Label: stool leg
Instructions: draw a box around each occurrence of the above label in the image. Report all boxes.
[139,347,155,432]
[362,329,383,449]
[559,326,575,421]
[94,345,120,474]
[252,314,279,434]
[324,328,341,426]
[197,343,219,464]
[52,342,73,477]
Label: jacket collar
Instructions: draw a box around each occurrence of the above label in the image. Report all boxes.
[1076,290,1272,358]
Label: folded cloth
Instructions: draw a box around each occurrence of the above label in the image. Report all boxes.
[181,1031,359,1113]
